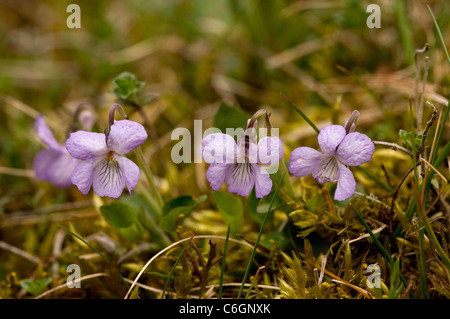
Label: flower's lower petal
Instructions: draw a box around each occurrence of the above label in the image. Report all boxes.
[335,132,374,166]
[334,163,356,201]
[318,125,346,155]
[66,131,108,160]
[289,147,325,177]
[71,157,99,195]
[225,163,255,197]
[257,136,284,165]
[115,155,140,193]
[35,115,64,151]
[92,156,126,198]
[107,120,148,155]
[254,165,272,198]
[206,162,232,191]
[201,133,237,164]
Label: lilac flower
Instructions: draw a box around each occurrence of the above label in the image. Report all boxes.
[66,120,147,198]
[289,124,374,201]
[33,115,80,188]
[201,128,283,198]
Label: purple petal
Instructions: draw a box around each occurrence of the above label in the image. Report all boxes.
[225,162,255,197]
[66,131,108,160]
[201,133,237,164]
[34,149,79,188]
[257,136,284,165]
[35,115,64,151]
[115,155,140,194]
[206,162,232,191]
[92,156,126,198]
[335,132,374,166]
[317,125,346,155]
[254,165,272,198]
[334,163,356,201]
[289,147,325,178]
[71,157,99,195]
[107,120,148,155]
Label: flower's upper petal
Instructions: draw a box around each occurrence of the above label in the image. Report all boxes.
[206,162,232,191]
[92,156,126,198]
[201,133,237,164]
[225,162,255,197]
[35,115,64,151]
[107,120,148,155]
[317,125,346,155]
[66,131,108,160]
[334,163,356,201]
[71,157,99,195]
[336,132,374,166]
[257,136,284,165]
[115,155,140,194]
[253,165,272,198]
[289,147,326,178]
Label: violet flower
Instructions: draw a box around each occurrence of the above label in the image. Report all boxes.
[66,120,147,198]
[201,127,283,198]
[289,124,374,201]
[33,115,80,188]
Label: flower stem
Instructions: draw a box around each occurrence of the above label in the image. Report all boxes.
[237,172,286,299]
[110,103,164,212]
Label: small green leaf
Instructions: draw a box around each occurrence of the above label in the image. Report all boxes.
[100,202,139,228]
[159,195,207,233]
[111,71,145,101]
[212,191,244,236]
[20,278,52,296]
[213,103,249,137]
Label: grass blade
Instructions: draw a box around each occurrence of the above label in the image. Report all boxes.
[237,172,286,299]
[58,225,110,263]
[280,93,320,134]
[427,5,450,66]
[161,233,195,299]
[218,223,231,299]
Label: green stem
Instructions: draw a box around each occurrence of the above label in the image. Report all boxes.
[111,103,164,212]
[134,146,164,211]
[280,160,295,198]
[237,172,286,299]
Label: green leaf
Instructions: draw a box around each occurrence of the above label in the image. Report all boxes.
[100,202,140,228]
[212,191,244,236]
[159,195,207,233]
[213,103,249,137]
[111,71,145,101]
[120,193,160,219]
[20,278,52,296]
[100,202,144,241]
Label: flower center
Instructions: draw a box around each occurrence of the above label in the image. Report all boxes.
[315,156,339,183]
[230,162,254,185]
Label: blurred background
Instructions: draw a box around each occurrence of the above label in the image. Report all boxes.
[0,0,449,296]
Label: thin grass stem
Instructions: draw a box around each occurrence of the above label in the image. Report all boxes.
[237,172,286,299]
